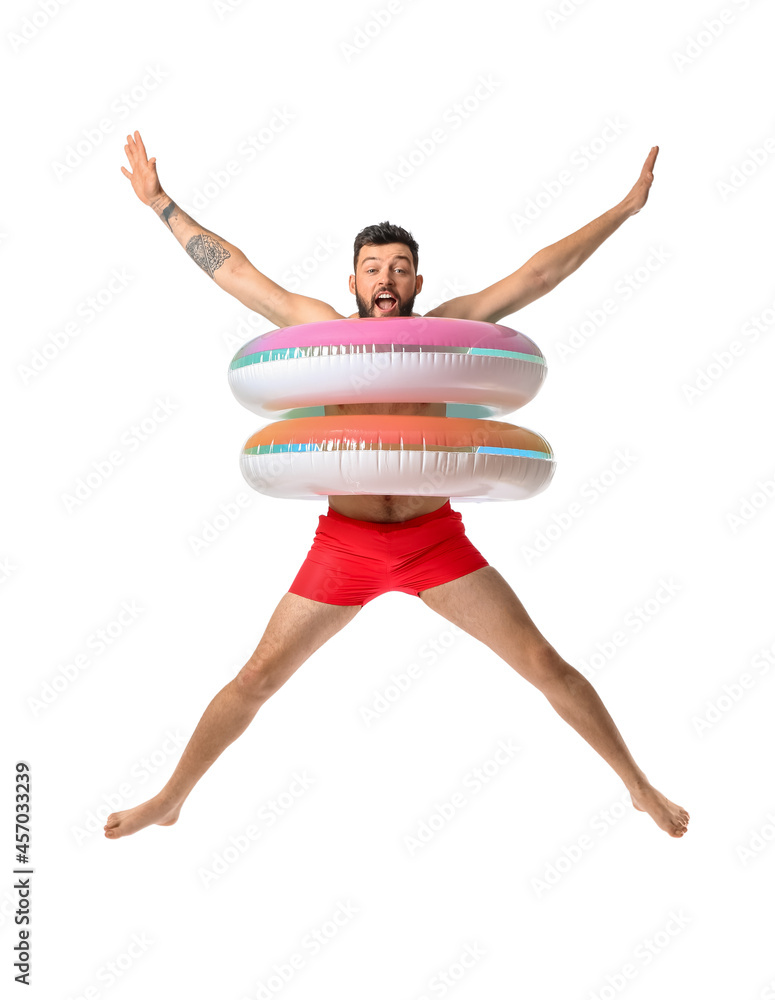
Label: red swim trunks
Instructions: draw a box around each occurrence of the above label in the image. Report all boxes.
[288,500,490,606]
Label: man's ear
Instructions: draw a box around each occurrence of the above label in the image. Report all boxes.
[349,274,356,294]
[415,274,423,293]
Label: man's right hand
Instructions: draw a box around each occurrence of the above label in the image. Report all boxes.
[120,131,343,327]
[121,130,164,205]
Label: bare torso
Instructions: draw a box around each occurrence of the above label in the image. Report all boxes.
[324,311,450,523]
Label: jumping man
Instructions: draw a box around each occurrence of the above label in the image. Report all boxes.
[105,132,689,839]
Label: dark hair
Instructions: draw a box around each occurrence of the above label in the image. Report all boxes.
[353,221,419,274]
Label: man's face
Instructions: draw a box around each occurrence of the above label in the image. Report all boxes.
[349,243,423,318]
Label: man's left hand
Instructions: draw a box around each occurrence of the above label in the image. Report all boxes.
[622,146,659,216]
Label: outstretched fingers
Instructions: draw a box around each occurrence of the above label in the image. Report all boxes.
[623,146,659,215]
[643,144,659,173]
[124,131,150,169]
[638,146,659,190]
[133,129,148,161]
[123,139,136,173]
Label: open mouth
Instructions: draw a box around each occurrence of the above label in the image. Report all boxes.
[374,293,397,313]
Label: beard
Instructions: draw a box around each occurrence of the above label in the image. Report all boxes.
[354,285,417,318]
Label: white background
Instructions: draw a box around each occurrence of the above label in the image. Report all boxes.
[3,0,774,997]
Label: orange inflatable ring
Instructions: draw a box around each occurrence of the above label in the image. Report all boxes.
[240,414,554,502]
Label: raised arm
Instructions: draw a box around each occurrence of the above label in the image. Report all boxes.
[121,131,340,327]
[427,146,659,324]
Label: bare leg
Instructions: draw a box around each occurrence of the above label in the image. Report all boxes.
[418,567,690,838]
[104,593,361,839]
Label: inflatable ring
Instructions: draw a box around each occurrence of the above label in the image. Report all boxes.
[228,316,547,419]
[239,414,554,502]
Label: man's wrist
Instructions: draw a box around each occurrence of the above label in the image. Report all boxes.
[149,190,170,215]
[615,198,637,221]
[150,191,178,232]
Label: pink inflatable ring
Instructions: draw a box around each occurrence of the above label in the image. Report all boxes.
[228,316,547,420]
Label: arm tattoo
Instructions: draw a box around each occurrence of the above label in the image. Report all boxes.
[161,200,176,231]
[151,195,178,231]
[186,234,231,278]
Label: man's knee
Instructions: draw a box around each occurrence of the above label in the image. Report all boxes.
[234,654,284,703]
[521,643,573,691]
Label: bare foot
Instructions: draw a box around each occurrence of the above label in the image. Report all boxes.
[104,794,182,840]
[629,783,689,838]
